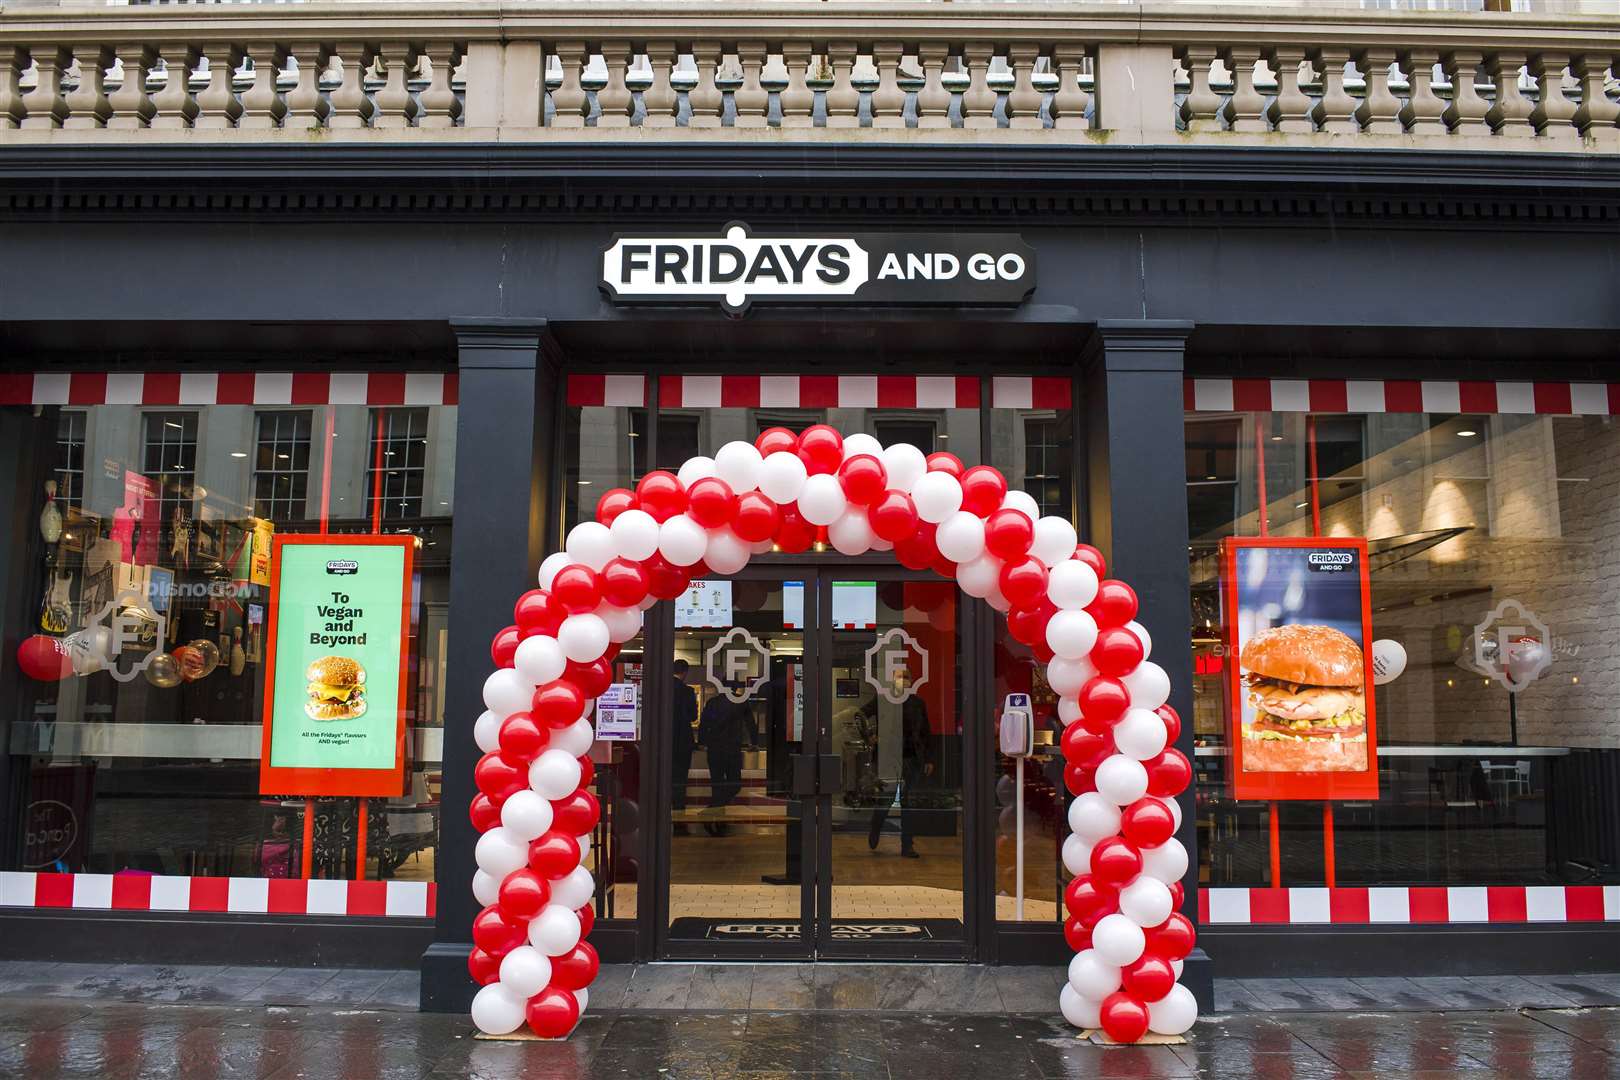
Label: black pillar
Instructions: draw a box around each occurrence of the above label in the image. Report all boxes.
[1083,320,1213,1014]
[420,320,557,1012]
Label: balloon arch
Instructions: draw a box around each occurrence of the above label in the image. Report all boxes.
[467,424,1198,1043]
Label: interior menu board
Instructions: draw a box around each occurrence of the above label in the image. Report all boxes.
[259,535,414,797]
[1222,537,1379,801]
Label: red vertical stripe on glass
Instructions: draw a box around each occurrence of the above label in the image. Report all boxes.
[1533,382,1573,415]
[426,883,438,917]
[366,373,406,406]
[215,373,256,405]
[347,880,388,916]
[110,874,153,911]
[1458,381,1498,414]
[1248,889,1290,924]
[267,879,309,915]
[443,373,459,406]
[799,376,839,408]
[35,874,72,908]
[68,372,108,405]
[721,375,761,408]
[1407,887,1449,923]
[0,374,31,404]
[657,374,683,408]
[954,376,981,407]
[1328,887,1370,923]
[1197,890,1210,924]
[1031,377,1070,409]
[1382,381,1423,412]
[1231,379,1272,412]
[1183,379,1195,411]
[290,372,330,405]
[1485,886,1528,922]
[1307,380,1348,413]
[1564,886,1605,922]
[876,376,916,408]
[141,373,182,405]
[188,877,230,912]
[567,374,605,406]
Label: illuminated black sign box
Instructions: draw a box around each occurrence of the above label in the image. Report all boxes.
[601,223,1035,315]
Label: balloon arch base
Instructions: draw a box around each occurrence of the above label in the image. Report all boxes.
[467,424,1199,1045]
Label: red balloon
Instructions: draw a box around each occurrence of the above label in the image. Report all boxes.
[576,903,596,938]
[777,507,815,554]
[1063,873,1119,923]
[1063,916,1093,953]
[1090,580,1139,628]
[1156,704,1182,744]
[1061,726,1114,770]
[1090,836,1144,885]
[491,625,522,668]
[1078,677,1132,731]
[1168,881,1185,911]
[1121,798,1176,848]
[529,831,583,878]
[532,680,586,730]
[925,451,964,478]
[984,508,1035,560]
[469,793,501,833]
[551,565,602,615]
[1099,992,1151,1043]
[475,752,528,802]
[1031,640,1055,664]
[1121,954,1176,1003]
[635,470,687,522]
[838,454,887,505]
[565,657,614,699]
[549,940,600,991]
[1145,748,1193,797]
[467,947,502,986]
[756,427,800,457]
[577,755,595,789]
[1145,912,1196,961]
[471,905,527,955]
[959,465,1008,517]
[515,590,563,637]
[797,425,844,475]
[893,522,940,571]
[732,492,781,543]
[552,789,601,835]
[497,868,551,921]
[597,558,649,608]
[644,552,690,601]
[594,487,638,527]
[1092,626,1145,678]
[1072,543,1107,579]
[499,712,549,760]
[870,491,919,543]
[998,556,1048,609]
[1006,601,1054,647]
[524,986,581,1039]
[1064,764,1096,796]
[686,477,737,529]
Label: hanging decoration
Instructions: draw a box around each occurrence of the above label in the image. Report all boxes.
[467,424,1196,1042]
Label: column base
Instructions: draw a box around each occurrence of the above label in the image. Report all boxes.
[1181,947,1215,1016]
[420,940,476,1013]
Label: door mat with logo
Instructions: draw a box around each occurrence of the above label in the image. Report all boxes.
[670,918,965,941]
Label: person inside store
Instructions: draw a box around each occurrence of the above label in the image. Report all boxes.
[671,659,698,835]
[697,681,753,837]
[867,684,935,859]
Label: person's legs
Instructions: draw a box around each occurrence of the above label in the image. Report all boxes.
[899,762,921,856]
[672,741,693,811]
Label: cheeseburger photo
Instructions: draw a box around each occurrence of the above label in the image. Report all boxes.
[1239,623,1367,773]
[305,655,367,721]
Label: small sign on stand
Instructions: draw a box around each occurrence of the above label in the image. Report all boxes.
[595,681,639,741]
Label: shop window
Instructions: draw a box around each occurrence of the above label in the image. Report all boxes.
[366,407,429,521]
[141,411,198,555]
[563,379,649,536]
[252,410,313,520]
[54,409,86,511]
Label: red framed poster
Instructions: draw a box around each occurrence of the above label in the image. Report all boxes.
[1222,536,1379,801]
[259,535,414,798]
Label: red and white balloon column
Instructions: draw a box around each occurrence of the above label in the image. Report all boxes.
[466,423,1196,1042]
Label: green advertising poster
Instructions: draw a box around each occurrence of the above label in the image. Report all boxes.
[261,537,412,795]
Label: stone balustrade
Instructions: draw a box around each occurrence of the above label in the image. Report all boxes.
[0,1,1616,150]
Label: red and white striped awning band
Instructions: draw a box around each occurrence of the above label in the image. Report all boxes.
[1200,884,1620,926]
[1186,378,1620,416]
[568,374,1071,410]
[0,871,436,918]
[0,372,459,407]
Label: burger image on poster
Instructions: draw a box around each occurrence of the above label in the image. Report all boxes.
[1239,624,1367,773]
[306,655,368,721]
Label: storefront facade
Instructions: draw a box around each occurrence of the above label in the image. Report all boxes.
[1,0,1618,1017]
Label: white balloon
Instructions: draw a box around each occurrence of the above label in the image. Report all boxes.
[515,635,567,686]
[828,507,874,556]
[500,789,556,841]
[530,748,584,800]
[538,552,572,591]
[1067,949,1122,999]
[798,473,848,526]
[1141,838,1189,885]
[1045,655,1091,696]
[1058,697,1082,725]
[705,528,751,574]
[1371,638,1408,685]
[1114,707,1169,761]
[483,669,535,718]
[881,443,928,494]
[1060,983,1102,1030]
[1061,833,1094,876]
[750,537,776,555]
[955,552,1002,598]
[470,984,527,1036]
[912,471,964,523]
[474,710,502,754]
[1119,875,1175,929]
[575,830,591,862]
[658,515,708,566]
[936,511,986,563]
[557,613,610,663]
[1125,620,1153,660]
[1147,984,1198,1036]
[551,865,597,910]
[1046,609,1099,660]
[986,585,1010,613]
[1123,661,1169,711]
[573,988,589,1015]
[498,946,554,999]
[528,903,583,956]
[1093,913,1147,966]
[1095,754,1150,805]
[1030,516,1079,568]
[475,827,530,879]
[1002,490,1040,521]
[1162,796,1184,832]
[472,869,500,907]
[1048,560,1100,610]
[608,509,660,562]
[598,603,643,644]
[1172,959,1184,980]
[552,717,596,757]
[564,521,616,571]
[1067,792,1123,844]
[676,455,717,487]
[842,433,884,460]
[758,451,809,504]
[714,440,764,493]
